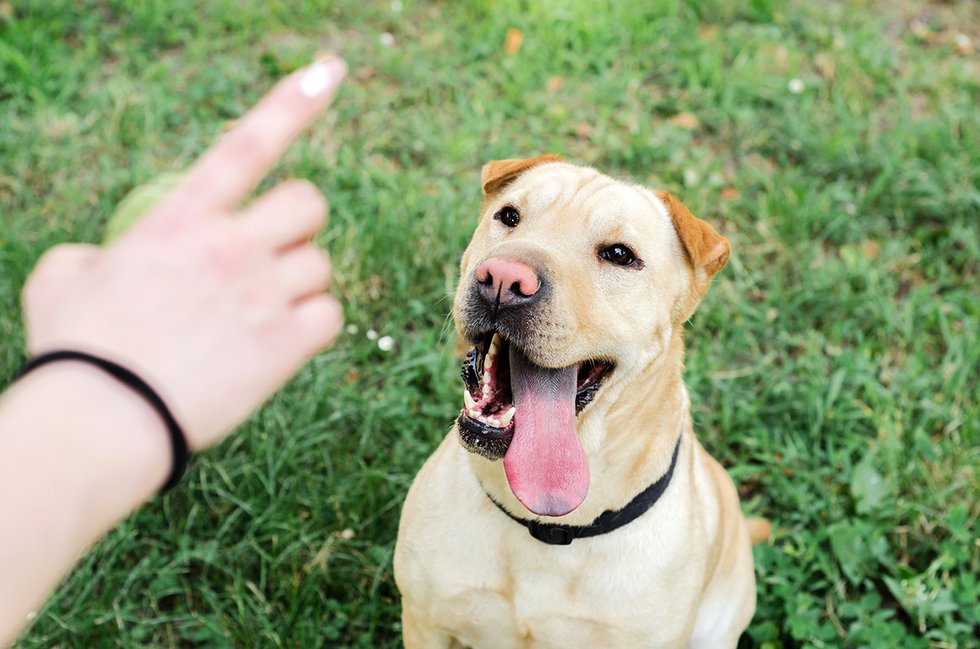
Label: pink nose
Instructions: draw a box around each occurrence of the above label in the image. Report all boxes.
[475,257,540,305]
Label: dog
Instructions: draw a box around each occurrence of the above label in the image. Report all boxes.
[394,155,769,648]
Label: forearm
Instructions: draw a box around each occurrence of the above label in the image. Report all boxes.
[0,363,169,645]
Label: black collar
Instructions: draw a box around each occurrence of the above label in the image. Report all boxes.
[488,437,682,545]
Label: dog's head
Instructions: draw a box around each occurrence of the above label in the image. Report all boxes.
[453,155,729,516]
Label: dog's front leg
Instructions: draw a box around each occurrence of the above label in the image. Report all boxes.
[402,604,459,649]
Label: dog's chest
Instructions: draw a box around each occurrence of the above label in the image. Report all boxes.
[425,528,699,649]
[396,439,710,648]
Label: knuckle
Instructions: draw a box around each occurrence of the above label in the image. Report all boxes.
[311,301,344,346]
[289,180,328,217]
[303,247,331,280]
[283,179,327,214]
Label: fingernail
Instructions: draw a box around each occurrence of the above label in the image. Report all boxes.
[299,56,347,98]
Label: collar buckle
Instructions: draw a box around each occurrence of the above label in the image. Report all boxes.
[528,521,575,545]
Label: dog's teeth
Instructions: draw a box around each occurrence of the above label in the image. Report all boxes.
[485,355,494,369]
[464,390,476,410]
[482,371,491,386]
[477,414,489,424]
[487,416,500,428]
[499,406,516,427]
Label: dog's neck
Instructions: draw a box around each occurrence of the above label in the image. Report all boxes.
[468,330,690,526]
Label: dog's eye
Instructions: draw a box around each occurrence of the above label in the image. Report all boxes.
[494,206,521,228]
[599,244,639,267]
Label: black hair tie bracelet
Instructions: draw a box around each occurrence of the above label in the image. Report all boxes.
[18,350,189,493]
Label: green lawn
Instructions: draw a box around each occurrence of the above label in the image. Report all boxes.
[1,0,977,647]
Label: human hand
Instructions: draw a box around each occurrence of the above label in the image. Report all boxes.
[21,57,347,450]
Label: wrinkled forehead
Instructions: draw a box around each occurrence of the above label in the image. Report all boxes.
[499,163,675,240]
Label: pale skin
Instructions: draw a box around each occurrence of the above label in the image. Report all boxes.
[0,56,347,646]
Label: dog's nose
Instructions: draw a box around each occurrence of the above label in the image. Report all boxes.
[475,257,541,307]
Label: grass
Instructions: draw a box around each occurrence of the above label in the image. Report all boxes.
[1,0,977,646]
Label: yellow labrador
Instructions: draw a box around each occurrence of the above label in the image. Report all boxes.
[394,155,769,648]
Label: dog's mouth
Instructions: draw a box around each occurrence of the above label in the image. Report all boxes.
[457,333,613,444]
[457,332,613,516]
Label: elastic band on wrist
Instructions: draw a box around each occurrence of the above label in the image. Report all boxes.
[17,350,189,493]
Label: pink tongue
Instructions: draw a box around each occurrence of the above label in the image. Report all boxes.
[503,347,589,517]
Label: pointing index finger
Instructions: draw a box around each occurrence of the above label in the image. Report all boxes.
[165,56,347,216]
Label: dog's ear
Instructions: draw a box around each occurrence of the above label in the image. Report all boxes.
[481,154,564,195]
[656,191,730,276]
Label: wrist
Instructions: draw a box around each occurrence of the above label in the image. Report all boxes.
[20,350,189,491]
[1,361,171,530]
